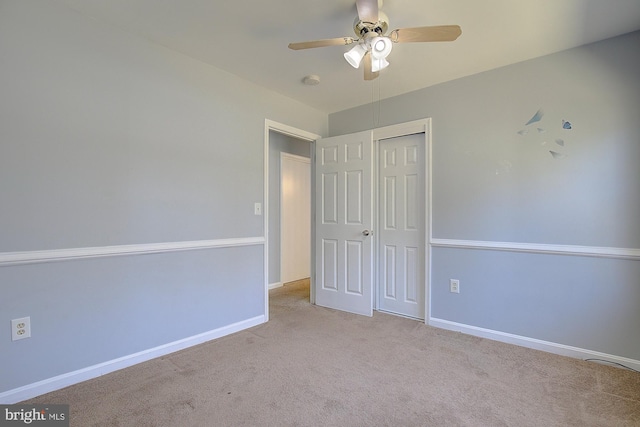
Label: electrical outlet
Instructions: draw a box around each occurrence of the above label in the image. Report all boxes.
[11,317,31,341]
[450,279,460,294]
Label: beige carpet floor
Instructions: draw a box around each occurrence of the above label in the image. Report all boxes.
[25,279,640,426]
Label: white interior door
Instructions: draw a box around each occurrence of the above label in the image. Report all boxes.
[281,153,311,284]
[315,130,373,316]
[377,134,426,319]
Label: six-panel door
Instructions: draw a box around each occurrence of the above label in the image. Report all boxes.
[315,131,374,316]
[377,134,426,319]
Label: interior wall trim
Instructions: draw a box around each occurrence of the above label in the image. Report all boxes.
[0,237,265,267]
[0,315,265,404]
[430,238,640,261]
[429,317,640,372]
[269,282,283,290]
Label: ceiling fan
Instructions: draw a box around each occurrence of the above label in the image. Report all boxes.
[288,0,462,80]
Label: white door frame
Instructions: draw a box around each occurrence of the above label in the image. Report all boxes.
[372,119,432,321]
[264,119,320,322]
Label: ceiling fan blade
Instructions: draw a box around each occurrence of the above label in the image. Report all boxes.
[356,0,379,23]
[391,25,462,43]
[288,37,356,50]
[363,53,379,81]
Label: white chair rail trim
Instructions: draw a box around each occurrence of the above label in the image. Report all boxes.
[0,237,265,267]
[430,238,640,261]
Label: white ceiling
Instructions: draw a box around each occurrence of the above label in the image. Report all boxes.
[57,0,640,114]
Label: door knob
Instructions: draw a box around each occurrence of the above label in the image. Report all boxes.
[362,229,373,236]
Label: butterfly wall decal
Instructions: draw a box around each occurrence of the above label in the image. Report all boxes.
[516,109,574,160]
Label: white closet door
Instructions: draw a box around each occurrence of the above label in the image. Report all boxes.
[378,133,425,319]
[281,153,311,284]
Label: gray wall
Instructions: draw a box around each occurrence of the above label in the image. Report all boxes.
[330,31,640,361]
[0,0,326,394]
[268,131,312,285]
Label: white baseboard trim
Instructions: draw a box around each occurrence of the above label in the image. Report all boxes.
[0,315,265,404]
[429,317,640,372]
[0,237,265,267]
[269,282,283,290]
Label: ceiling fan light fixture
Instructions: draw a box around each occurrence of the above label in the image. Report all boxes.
[344,43,368,68]
[288,1,462,82]
[369,36,392,60]
[371,57,389,73]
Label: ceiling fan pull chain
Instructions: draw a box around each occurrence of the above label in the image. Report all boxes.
[371,74,381,128]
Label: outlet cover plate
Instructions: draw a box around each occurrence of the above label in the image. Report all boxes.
[450,279,460,294]
[11,317,31,341]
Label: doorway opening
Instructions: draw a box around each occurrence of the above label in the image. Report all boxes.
[280,152,311,285]
[264,120,320,321]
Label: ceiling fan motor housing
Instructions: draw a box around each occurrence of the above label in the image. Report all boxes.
[353,11,389,38]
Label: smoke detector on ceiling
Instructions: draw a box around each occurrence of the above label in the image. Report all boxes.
[302,75,320,86]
